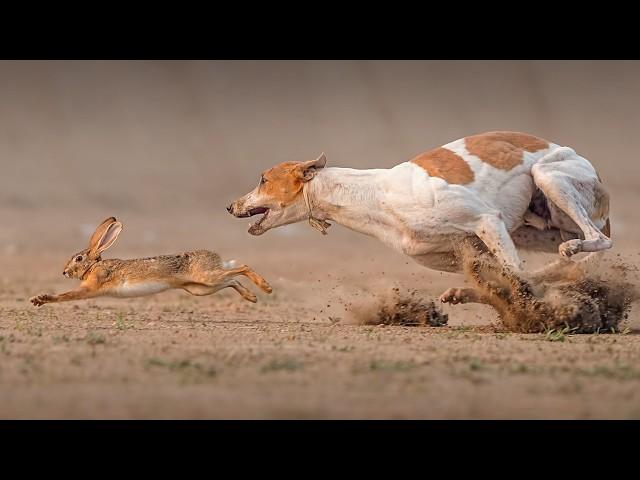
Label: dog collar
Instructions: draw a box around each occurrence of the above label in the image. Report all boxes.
[302,181,331,235]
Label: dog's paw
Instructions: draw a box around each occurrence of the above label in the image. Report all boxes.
[439,288,467,305]
[559,239,582,258]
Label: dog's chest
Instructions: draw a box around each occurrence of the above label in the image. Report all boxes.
[400,228,469,256]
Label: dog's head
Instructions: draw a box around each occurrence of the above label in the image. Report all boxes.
[227,153,326,235]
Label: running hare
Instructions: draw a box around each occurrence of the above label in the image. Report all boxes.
[30,217,272,307]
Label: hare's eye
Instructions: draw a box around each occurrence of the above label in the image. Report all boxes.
[75,256,83,262]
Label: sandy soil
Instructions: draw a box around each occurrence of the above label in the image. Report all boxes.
[2,213,640,419]
[2,61,640,418]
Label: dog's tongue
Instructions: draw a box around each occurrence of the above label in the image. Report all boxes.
[248,207,268,216]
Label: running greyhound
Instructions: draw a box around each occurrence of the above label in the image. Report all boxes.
[227,131,611,305]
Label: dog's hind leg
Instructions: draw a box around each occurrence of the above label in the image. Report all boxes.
[531,147,612,258]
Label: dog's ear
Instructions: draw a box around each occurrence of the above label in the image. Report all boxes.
[295,153,327,181]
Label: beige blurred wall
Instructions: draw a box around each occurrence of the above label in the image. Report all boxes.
[1,60,638,213]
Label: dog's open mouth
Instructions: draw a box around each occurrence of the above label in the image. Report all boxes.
[247,207,270,234]
[248,207,268,217]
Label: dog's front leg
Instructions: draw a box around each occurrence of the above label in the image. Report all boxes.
[474,214,523,271]
[439,285,514,306]
[30,288,96,307]
[439,287,489,305]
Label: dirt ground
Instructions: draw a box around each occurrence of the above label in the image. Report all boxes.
[2,61,640,419]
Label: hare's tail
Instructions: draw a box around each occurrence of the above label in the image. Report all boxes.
[223,259,237,269]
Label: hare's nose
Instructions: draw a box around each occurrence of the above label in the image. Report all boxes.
[226,204,233,213]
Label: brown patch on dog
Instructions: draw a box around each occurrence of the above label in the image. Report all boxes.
[411,147,474,184]
[465,131,549,170]
[603,218,611,237]
[259,161,306,205]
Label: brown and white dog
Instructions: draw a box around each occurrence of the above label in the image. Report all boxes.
[227,131,612,306]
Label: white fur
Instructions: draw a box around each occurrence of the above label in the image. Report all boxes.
[232,137,611,276]
[300,143,610,271]
[110,281,171,298]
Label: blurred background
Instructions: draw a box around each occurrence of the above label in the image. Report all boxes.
[1,60,639,284]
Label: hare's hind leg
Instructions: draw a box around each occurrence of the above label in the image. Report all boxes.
[182,280,257,303]
[217,265,272,294]
[225,280,257,302]
[181,282,219,296]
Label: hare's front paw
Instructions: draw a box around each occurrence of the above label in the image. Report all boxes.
[30,294,52,307]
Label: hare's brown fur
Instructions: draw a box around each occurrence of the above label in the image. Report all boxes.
[30,218,272,307]
[96,251,223,287]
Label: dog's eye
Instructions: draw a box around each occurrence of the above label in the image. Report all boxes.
[75,255,83,262]
[260,176,266,185]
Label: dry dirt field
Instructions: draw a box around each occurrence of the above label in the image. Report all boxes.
[2,61,640,418]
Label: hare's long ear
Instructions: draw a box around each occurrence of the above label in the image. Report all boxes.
[89,217,117,250]
[94,221,123,256]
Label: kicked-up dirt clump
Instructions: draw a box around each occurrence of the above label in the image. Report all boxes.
[460,245,637,333]
[348,288,448,327]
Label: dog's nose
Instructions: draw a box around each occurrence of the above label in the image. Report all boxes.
[226,204,233,214]
[62,271,67,276]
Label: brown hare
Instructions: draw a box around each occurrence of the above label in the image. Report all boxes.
[30,216,272,307]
